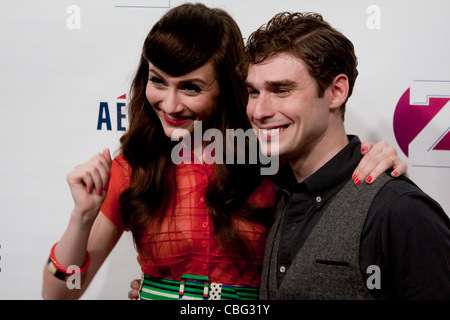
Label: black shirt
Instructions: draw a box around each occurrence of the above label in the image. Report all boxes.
[273,135,450,299]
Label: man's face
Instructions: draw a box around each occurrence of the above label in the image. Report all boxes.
[245,52,333,162]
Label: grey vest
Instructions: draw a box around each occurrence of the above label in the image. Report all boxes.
[260,173,393,300]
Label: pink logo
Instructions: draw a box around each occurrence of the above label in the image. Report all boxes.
[393,84,450,157]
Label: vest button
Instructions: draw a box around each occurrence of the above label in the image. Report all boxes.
[316,196,322,203]
[279,266,286,273]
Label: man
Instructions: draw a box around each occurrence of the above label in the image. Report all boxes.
[244,12,450,299]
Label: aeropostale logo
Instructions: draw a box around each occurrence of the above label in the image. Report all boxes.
[393,80,450,168]
[97,94,128,132]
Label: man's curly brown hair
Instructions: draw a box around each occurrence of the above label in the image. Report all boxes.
[244,12,358,120]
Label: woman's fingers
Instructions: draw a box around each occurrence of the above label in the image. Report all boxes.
[102,148,112,168]
[390,156,409,178]
[128,279,141,300]
[67,149,112,201]
[87,148,112,195]
[353,141,408,185]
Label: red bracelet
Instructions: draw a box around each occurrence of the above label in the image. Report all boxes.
[49,242,90,274]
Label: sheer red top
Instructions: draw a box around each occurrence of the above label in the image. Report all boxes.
[101,154,276,287]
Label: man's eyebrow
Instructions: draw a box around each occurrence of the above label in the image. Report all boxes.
[245,79,297,88]
[266,80,297,87]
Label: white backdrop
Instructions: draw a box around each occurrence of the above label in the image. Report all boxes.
[0,0,449,300]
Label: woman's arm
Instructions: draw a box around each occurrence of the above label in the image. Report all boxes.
[42,213,122,299]
[42,149,121,299]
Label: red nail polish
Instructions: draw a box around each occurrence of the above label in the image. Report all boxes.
[362,147,368,153]
[98,188,103,196]
[104,182,109,190]
[392,171,398,177]
[89,188,93,194]
[107,171,111,179]
[352,174,357,181]
[366,176,372,183]
[355,178,361,186]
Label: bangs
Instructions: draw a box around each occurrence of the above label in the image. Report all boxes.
[142,6,223,75]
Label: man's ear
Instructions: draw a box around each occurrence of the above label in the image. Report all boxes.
[329,74,349,110]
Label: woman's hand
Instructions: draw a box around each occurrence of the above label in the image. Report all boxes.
[66,148,112,221]
[353,140,408,185]
[128,279,141,300]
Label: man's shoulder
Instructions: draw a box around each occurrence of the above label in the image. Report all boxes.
[380,174,433,200]
[373,174,448,224]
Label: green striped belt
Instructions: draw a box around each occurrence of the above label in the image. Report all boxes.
[139,274,259,300]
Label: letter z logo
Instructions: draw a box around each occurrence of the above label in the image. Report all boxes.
[393,80,450,168]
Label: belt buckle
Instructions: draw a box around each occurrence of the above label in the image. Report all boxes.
[179,274,210,300]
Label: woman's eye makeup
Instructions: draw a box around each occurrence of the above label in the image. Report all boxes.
[148,70,207,95]
[149,76,164,85]
[182,83,202,93]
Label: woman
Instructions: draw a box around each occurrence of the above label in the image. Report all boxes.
[42,3,405,300]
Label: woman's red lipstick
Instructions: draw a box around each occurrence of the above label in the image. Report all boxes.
[162,112,193,126]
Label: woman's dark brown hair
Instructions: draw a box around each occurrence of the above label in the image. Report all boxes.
[244,12,358,120]
[119,3,273,257]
